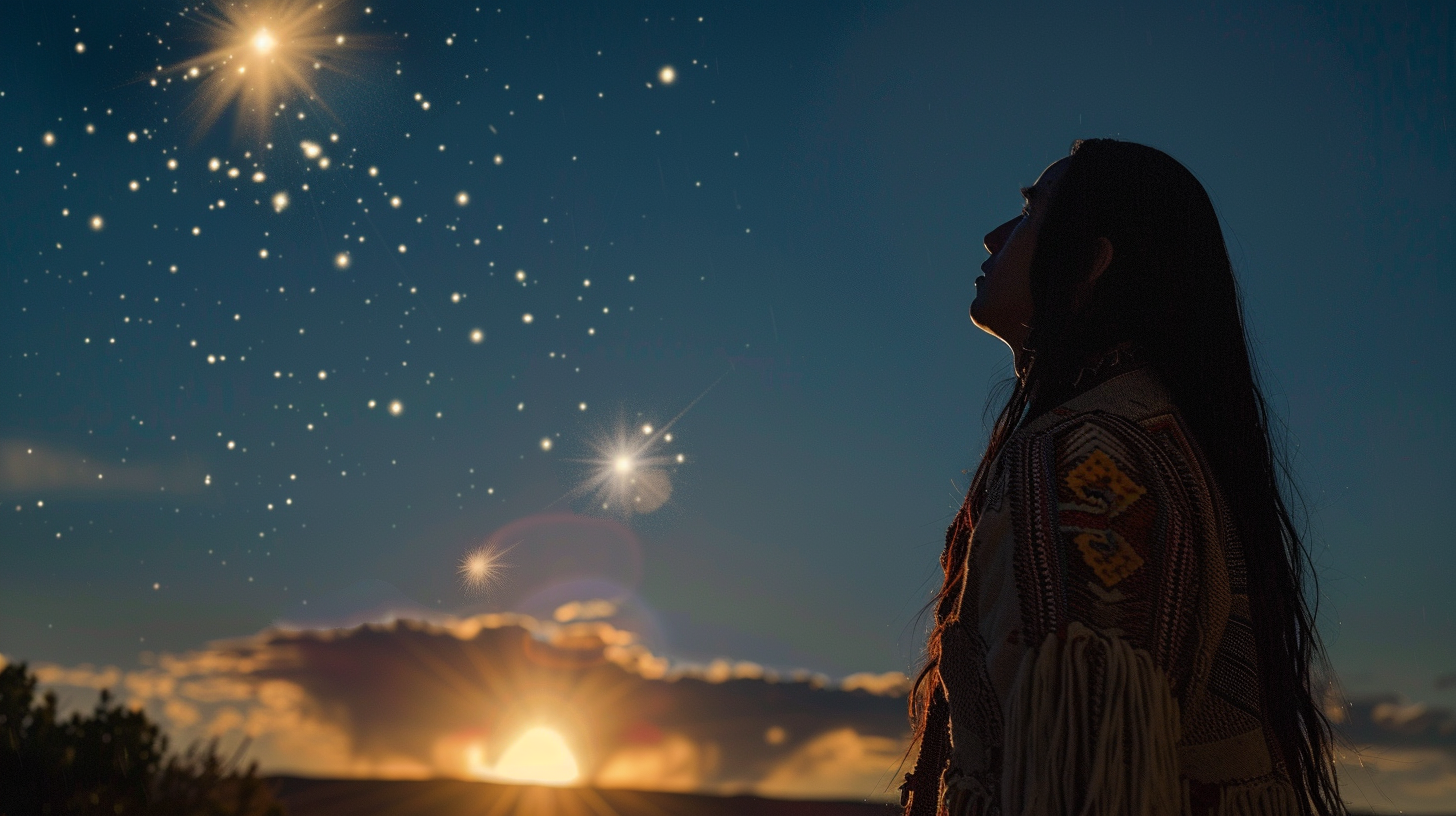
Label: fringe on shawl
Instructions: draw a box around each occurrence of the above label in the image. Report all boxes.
[1212,778,1300,816]
[1000,621,1182,816]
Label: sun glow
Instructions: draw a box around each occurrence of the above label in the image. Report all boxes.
[482,727,580,786]
[162,0,367,136]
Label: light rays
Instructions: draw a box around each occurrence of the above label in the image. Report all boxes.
[162,0,368,138]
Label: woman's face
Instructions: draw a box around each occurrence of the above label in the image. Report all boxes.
[970,158,1070,357]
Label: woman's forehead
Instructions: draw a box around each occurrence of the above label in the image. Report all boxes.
[1031,157,1072,192]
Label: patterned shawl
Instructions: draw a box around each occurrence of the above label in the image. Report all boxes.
[903,359,1300,816]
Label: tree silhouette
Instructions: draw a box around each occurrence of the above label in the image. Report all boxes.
[0,661,284,815]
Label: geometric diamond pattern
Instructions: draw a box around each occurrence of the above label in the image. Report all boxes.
[1063,447,1146,518]
[1072,529,1145,587]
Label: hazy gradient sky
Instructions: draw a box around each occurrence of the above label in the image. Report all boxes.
[1,0,1451,721]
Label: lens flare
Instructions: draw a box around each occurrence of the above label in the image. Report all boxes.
[160,0,372,137]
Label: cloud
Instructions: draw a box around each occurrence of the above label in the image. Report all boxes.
[19,618,1455,810]
[0,439,205,496]
[1332,694,1456,749]
[1329,694,1456,813]
[756,728,908,801]
[17,614,912,802]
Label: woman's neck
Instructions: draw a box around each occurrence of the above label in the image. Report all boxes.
[1022,340,1145,418]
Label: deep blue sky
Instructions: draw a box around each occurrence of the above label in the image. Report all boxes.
[1,0,1450,715]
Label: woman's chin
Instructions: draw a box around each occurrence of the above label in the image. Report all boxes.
[968,297,988,328]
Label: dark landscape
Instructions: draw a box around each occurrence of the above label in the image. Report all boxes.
[267,778,1441,816]
[270,777,897,816]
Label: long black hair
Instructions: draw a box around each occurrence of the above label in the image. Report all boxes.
[908,138,1345,814]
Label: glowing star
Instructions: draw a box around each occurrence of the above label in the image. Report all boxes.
[557,372,725,517]
[469,328,484,344]
[540,437,553,451]
[334,252,350,268]
[457,544,509,591]
[522,313,534,324]
[252,28,277,53]
[658,65,676,85]
[272,191,289,212]
[300,140,322,158]
[455,191,469,206]
[89,215,104,231]
[388,400,403,415]
[160,0,370,137]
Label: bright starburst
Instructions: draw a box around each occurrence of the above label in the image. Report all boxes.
[557,371,727,517]
[570,424,679,516]
[457,545,510,592]
[163,0,368,137]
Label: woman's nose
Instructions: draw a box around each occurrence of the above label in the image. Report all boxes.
[983,216,1018,255]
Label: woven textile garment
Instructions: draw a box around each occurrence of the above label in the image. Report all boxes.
[906,360,1300,816]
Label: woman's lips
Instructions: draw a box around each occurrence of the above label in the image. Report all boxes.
[975,275,986,285]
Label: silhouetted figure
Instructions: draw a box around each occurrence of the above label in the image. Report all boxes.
[900,139,1345,815]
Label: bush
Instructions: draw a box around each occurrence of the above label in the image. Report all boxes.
[0,661,284,815]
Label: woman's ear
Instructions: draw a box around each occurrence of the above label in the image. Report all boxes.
[1073,237,1115,310]
[1090,237,1114,285]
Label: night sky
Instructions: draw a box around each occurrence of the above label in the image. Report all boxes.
[1,0,1451,737]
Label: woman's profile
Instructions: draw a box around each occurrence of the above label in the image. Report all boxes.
[900,139,1346,815]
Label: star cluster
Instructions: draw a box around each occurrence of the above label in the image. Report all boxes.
[1,1,758,654]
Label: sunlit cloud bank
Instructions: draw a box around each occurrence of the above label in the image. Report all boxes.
[1328,694,1456,813]
[7,614,913,802]
[10,612,1455,809]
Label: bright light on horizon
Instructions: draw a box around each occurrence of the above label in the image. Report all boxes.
[482,727,580,786]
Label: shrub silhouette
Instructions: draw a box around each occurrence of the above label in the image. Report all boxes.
[0,661,284,815]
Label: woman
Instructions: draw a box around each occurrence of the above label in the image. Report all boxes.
[900,139,1345,815]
